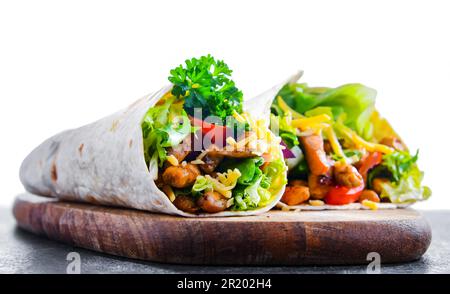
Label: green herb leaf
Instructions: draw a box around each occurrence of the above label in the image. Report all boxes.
[168,54,243,122]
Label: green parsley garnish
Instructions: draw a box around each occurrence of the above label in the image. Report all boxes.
[168,54,243,122]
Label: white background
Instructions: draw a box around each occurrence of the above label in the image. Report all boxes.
[0,0,448,209]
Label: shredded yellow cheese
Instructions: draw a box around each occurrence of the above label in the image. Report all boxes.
[202,169,242,199]
[277,96,304,119]
[231,111,282,161]
[217,169,241,187]
[338,124,394,154]
[162,185,176,202]
[232,110,246,123]
[291,114,332,131]
[204,175,233,198]
[236,133,257,150]
[166,155,179,166]
[324,127,346,160]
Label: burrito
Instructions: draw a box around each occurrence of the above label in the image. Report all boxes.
[269,73,431,210]
[19,55,287,216]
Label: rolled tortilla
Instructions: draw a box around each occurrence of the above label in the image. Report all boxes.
[249,72,419,211]
[19,85,287,217]
[275,109,411,211]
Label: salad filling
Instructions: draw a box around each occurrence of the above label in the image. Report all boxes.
[271,80,431,209]
[142,55,286,213]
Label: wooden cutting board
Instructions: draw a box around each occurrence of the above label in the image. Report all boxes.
[13,193,431,265]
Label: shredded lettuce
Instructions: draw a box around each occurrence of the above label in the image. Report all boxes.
[215,157,286,211]
[142,96,191,168]
[367,150,431,203]
[262,158,288,196]
[233,176,269,210]
[382,150,419,182]
[192,176,213,193]
[270,113,299,148]
[379,166,431,203]
[218,158,264,186]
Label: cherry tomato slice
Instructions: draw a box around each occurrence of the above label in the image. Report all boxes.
[324,184,364,205]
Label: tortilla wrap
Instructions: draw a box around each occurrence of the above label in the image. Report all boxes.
[19,85,287,217]
[248,72,418,211]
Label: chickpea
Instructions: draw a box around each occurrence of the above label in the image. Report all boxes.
[359,189,380,203]
[173,195,199,213]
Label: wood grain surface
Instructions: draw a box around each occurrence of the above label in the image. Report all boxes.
[13,193,432,265]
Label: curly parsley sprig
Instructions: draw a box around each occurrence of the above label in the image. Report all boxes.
[168,55,243,122]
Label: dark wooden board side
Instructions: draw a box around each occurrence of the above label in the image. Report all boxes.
[13,193,432,265]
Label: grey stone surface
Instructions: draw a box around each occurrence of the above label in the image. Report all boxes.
[1,207,449,274]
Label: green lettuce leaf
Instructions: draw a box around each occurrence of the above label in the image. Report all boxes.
[231,158,286,211]
[232,177,263,211]
[379,165,431,203]
[382,150,418,182]
[218,157,264,186]
[262,158,288,195]
[275,83,376,139]
[367,150,431,203]
[192,176,212,193]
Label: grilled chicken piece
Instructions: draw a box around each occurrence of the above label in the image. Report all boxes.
[206,144,255,158]
[166,135,192,163]
[334,162,364,188]
[197,191,228,213]
[308,173,333,199]
[162,164,200,188]
[199,155,224,174]
[281,180,310,205]
[300,134,331,175]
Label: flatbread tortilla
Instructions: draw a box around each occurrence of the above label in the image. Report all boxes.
[19,85,287,217]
